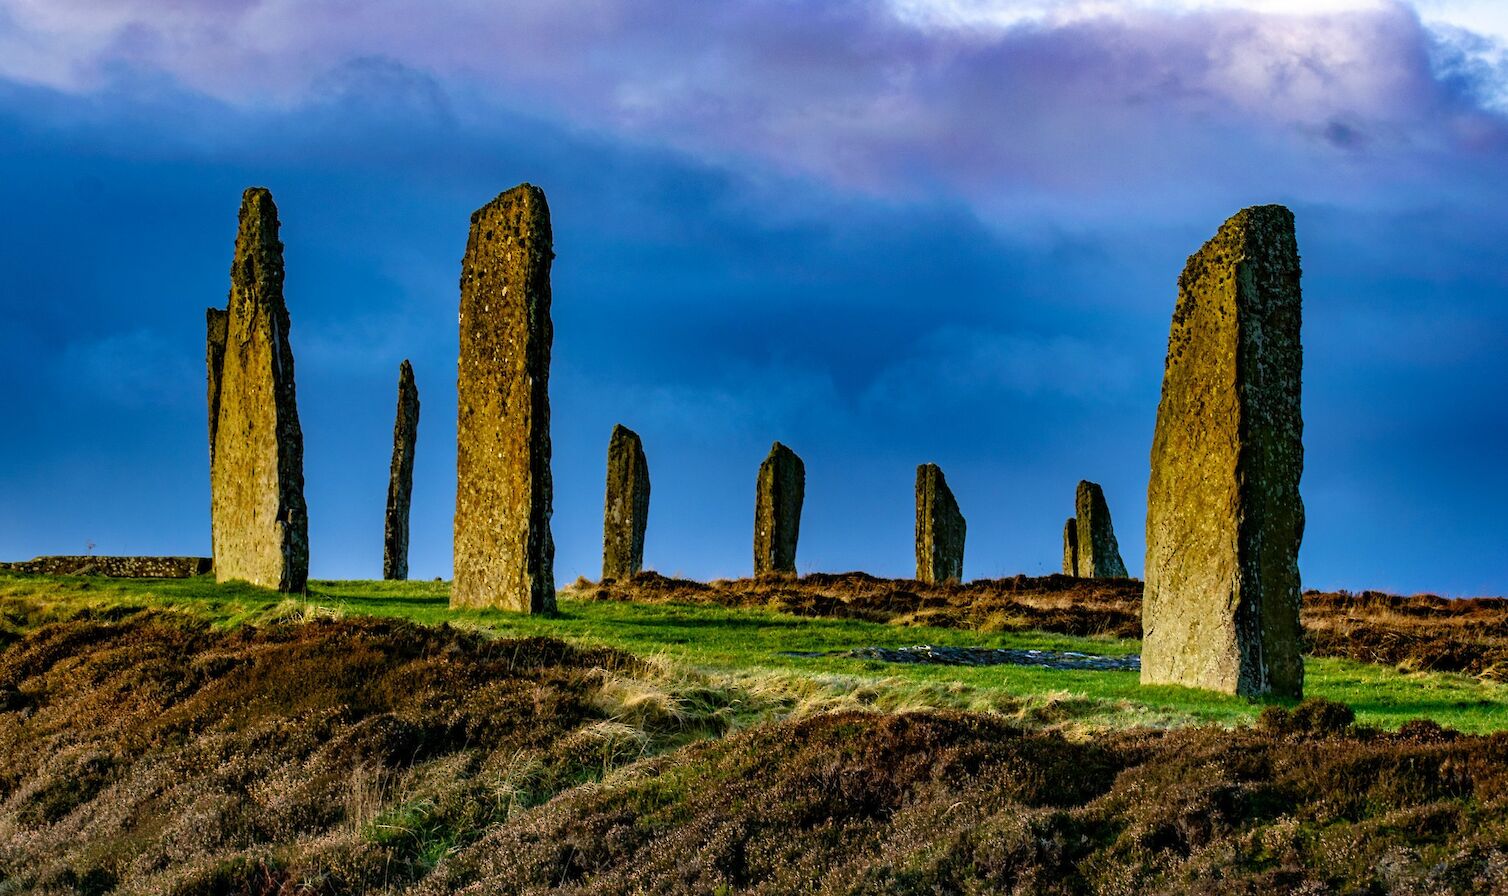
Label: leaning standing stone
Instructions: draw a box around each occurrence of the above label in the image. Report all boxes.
[384,360,420,581]
[915,463,965,584]
[1142,204,1305,698]
[1062,517,1078,576]
[208,187,309,593]
[453,184,556,613]
[602,424,651,581]
[1074,480,1128,579]
[753,441,804,575]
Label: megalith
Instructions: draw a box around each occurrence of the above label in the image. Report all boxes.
[915,463,965,584]
[208,187,309,593]
[754,442,804,575]
[1074,480,1128,579]
[1142,204,1305,698]
[384,360,420,581]
[453,184,556,613]
[1062,517,1078,576]
[602,424,651,581]
[206,307,227,471]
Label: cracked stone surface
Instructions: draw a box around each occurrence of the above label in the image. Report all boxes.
[208,187,308,593]
[453,184,556,613]
[1143,204,1305,699]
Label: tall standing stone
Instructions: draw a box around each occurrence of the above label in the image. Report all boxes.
[384,360,420,581]
[1142,204,1304,698]
[1074,480,1128,579]
[209,187,308,593]
[602,424,650,581]
[915,464,965,584]
[753,442,804,576]
[453,184,556,613]
[1062,517,1078,576]
[206,308,227,471]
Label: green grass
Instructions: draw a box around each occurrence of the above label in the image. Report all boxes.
[5,572,1508,734]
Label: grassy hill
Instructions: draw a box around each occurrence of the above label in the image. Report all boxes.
[4,572,1508,894]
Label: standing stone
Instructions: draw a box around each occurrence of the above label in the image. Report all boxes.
[206,308,227,471]
[1074,480,1128,579]
[602,424,650,581]
[915,464,965,584]
[209,187,308,593]
[384,360,420,581]
[753,442,804,576]
[1062,517,1078,576]
[1142,204,1304,699]
[453,184,556,613]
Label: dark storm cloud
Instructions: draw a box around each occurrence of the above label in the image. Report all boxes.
[0,1,1504,594]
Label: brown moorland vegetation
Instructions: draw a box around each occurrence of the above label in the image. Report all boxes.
[579,572,1508,679]
[4,611,1508,893]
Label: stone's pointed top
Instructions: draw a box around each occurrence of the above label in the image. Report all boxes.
[767,440,799,459]
[399,358,413,376]
[611,422,640,442]
[237,187,278,226]
[472,183,551,228]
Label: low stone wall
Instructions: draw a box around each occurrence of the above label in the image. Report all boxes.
[0,556,212,578]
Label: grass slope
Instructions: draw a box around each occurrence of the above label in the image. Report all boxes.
[4,573,1507,733]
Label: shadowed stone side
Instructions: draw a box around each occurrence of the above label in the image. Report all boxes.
[1074,481,1128,579]
[384,360,420,581]
[209,187,308,593]
[915,464,965,584]
[1063,517,1078,576]
[453,184,556,613]
[602,424,650,581]
[754,442,804,575]
[1143,204,1305,699]
[206,308,227,470]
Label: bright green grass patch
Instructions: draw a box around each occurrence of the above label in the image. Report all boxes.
[4,573,1507,734]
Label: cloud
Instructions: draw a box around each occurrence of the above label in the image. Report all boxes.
[0,0,1503,229]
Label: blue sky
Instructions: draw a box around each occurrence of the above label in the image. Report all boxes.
[1,0,1504,594]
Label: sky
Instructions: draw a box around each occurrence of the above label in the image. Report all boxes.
[0,0,1504,595]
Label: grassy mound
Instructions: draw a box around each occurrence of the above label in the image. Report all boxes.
[0,614,726,893]
[425,707,1508,895]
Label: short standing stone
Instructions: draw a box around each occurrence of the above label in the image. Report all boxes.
[1062,517,1078,576]
[754,441,804,575]
[602,424,650,581]
[209,187,309,593]
[1074,480,1128,579]
[384,360,420,581]
[453,184,556,613]
[915,463,965,584]
[1142,204,1305,699]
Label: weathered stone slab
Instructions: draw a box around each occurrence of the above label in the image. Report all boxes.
[453,184,556,613]
[1062,517,1078,576]
[0,556,212,577]
[206,307,227,470]
[1142,204,1305,698]
[754,441,804,575]
[209,187,309,593]
[1074,480,1128,579]
[384,360,420,581]
[915,463,965,584]
[602,424,650,581]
